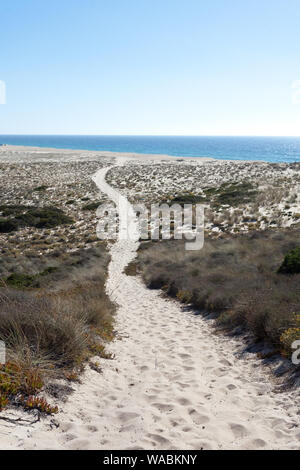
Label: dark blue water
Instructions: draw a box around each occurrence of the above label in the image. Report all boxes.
[1,135,300,163]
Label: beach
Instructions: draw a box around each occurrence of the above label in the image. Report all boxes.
[0,146,299,450]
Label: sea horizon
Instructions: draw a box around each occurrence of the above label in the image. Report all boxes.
[1,135,300,163]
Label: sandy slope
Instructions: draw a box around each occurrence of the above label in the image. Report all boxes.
[0,158,299,450]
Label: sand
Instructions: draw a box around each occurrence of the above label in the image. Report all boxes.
[0,144,213,162]
[0,154,299,450]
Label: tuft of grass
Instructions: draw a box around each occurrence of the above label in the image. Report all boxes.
[124,261,138,276]
[278,247,300,274]
[161,193,206,205]
[4,267,59,288]
[5,273,36,288]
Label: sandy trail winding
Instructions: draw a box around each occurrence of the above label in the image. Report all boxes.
[1,158,299,450]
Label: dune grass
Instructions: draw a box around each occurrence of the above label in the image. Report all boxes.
[0,245,115,414]
[134,228,300,361]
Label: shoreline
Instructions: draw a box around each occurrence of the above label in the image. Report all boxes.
[0,144,214,163]
[0,144,271,164]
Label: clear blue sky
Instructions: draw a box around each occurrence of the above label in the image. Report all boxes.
[1,0,300,136]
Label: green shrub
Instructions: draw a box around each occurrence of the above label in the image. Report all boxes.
[164,193,206,205]
[33,185,48,192]
[201,181,257,207]
[278,247,300,274]
[0,205,33,217]
[0,218,19,233]
[215,182,257,206]
[5,273,36,288]
[0,207,73,232]
[82,202,101,211]
[16,206,74,229]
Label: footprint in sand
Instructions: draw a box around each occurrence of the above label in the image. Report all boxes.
[147,434,171,446]
[227,383,237,390]
[85,425,98,432]
[152,403,174,412]
[188,408,210,425]
[179,353,192,360]
[229,423,249,438]
[176,397,192,406]
[116,411,140,423]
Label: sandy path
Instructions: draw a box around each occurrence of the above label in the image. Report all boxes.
[1,158,299,450]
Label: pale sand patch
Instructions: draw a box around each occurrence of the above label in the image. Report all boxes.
[0,156,299,450]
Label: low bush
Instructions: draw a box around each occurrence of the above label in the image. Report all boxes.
[0,205,32,217]
[162,193,206,205]
[16,207,73,229]
[278,247,300,274]
[5,273,36,288]
[0,218,19,233]
[4,267,59,288]
[0,206,73,233]
[202,181,257,207]
[20,395,58,414]
[82,202,101,211]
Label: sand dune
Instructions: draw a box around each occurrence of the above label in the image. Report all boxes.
[0,157,299,450]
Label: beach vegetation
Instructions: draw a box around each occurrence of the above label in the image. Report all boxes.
[135,228,300,361]
[82,201,101,211]
[203,181,257,207]
[278,247,300,274]
[0,206,73,233]
[33,185,48,192]
[0,246,115,414]
[161,193,206,205]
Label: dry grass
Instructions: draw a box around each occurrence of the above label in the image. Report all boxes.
[0,246,115,414]
[136,228,300,359]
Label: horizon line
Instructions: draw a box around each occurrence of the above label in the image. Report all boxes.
[1,134,300,138]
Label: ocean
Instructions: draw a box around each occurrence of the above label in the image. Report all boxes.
[1,135,300,163]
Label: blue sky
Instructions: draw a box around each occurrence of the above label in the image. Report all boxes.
[1,0,300,136]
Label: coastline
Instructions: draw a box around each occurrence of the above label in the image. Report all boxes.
[0,144,273,165]
[1,135,300,164]
[0,144,215,163]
